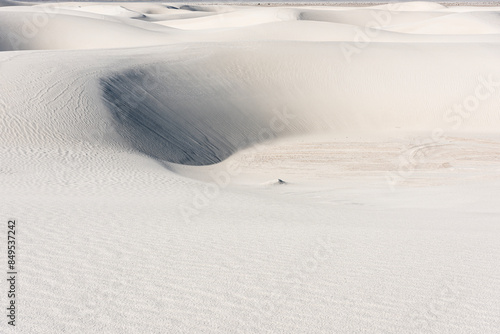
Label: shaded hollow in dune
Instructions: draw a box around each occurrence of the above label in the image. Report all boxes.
[100,66,277,166]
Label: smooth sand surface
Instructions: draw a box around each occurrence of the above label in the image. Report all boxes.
[1,1,500,333]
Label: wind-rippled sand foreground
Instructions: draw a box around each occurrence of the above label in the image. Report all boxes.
[1,1,500,333]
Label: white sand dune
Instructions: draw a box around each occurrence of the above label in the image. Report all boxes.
[73,5,147,19]
[1,1,500,334]
[383,11,500,34]
[2,3,500,51]
[97,42,500,167]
